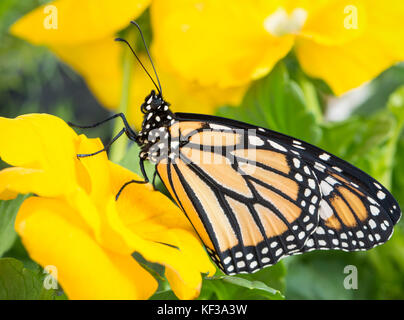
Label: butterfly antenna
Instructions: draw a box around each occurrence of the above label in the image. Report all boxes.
[130,20,163,96]
[115,37,162,95]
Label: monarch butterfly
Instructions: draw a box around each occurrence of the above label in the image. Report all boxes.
[71,21,401,275]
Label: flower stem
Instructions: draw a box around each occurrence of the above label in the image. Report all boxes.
[298,71,323,124]
[109,44,133,163]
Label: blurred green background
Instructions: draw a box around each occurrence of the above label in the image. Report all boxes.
[1,1,404,300]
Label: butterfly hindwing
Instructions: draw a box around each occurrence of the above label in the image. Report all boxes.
[289,145,400,253]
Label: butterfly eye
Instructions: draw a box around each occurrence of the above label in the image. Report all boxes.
[151,98,163,108]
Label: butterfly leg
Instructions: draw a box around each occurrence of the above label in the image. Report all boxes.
[151,170,158,191]
[115,158,151,200]
[76,128,126,158]
[68,113,136,139]
[70,113,138,158]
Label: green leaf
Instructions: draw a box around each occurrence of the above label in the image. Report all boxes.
[216,62,322,145]
[392,137,404,206]
[319,112,396,187]
[387,84,404,127]
[390,86,404,207]
[354,64,404,116]
[237,262,286,294]
[204,275,284,300]
[3,236,40,271]
[0,257,57,300]
[198,263,286,300]
[285,252,357,300]
[0,194,28,257]
[132,252,165,282]
[319,114,393,162]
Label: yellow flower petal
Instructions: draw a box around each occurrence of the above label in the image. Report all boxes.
[296,37,403,96]
[0,114,103,236]
[16,197,157,299]
[296,0,404,95]
[75,135,112,205]
[0,114,76,168]
[10,0,150,45]
[300,0,366,46]
[151,228,216,299]
[104,164,216,299]
[0,114,78,194]
[2,112,214,299]
[0,167,56,198]
[109,161,195,233]
[151,0,294,87]
[106,197,215,299]
[50,38,123,111]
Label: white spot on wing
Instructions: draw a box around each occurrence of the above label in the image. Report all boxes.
[370,205,379,216]
[320,181,333,196]
[249,135,265,146]
[367,196,378,205]
[308,179,316,190]
[319,153,331,161]
[314,162,326,172]
[210,124,231,130]
[369,219,377,229]
[268,139,287,152]
[319,199,333,220]
[305,239,314,247]
[377,191,386,199]
[223,257,231,265]
[325,176,338,185]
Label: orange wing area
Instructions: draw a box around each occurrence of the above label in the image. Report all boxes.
[156,121,322,274]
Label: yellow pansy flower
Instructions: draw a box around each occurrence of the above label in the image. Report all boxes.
[151,0,404,95]
[10,0,245,128]
[0,113,216,300]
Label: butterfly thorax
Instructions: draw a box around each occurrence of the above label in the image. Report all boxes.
[137,90,175,161]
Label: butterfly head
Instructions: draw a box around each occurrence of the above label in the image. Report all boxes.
[137,90,174,148]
